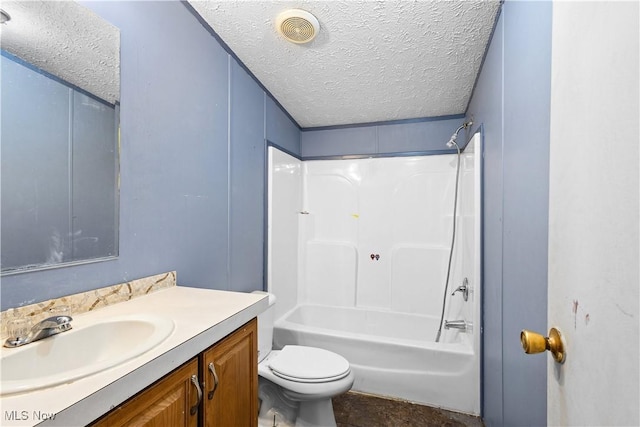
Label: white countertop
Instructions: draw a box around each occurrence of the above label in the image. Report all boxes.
[0,286,268,427]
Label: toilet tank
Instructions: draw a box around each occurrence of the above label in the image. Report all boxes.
[252,291,276,363]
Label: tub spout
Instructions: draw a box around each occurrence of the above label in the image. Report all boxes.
[444,320,469,332]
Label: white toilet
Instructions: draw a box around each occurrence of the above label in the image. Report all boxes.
[254,292,354,427]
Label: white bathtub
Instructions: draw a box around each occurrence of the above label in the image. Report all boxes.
[273,304,480,415]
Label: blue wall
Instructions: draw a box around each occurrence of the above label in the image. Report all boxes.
[229,61,266,292]
[466,1,551,425]
[266,96,301,155]
[301,116,465,158]
[0,1,300,309]
[466,10,505,424]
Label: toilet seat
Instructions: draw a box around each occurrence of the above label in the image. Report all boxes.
[268,345,351,383]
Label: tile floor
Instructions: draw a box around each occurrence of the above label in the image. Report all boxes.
[333,391,484,427]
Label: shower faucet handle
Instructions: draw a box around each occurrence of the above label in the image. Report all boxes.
[451,278,469,301]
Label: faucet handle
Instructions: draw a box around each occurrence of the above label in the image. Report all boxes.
[7,317,31,340]
[49,304,71,318]
[450,278,470,301]
[35,315,73,330]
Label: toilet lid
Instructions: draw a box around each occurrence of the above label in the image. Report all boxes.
[269,346,350,383]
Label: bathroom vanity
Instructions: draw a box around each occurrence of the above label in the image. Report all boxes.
[91,319,257,427]
[0,286,267,427]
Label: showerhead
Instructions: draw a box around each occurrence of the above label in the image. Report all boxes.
[445,120,473,149]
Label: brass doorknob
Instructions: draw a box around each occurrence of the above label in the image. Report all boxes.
[520,327,565,364]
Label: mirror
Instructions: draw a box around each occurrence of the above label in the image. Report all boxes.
[1,1,120,274]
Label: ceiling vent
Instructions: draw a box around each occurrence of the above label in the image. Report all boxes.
[276,9,319,44]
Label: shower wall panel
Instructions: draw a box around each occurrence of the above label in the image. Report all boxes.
[268,148,302,320]
[301,154,475,316]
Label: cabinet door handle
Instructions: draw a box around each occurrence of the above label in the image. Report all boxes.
[207,362,219,400]
[190,374,202,416]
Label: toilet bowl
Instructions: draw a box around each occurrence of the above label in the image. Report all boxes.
[253,291,354,427]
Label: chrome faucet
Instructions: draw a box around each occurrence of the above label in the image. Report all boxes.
[451,278,469,301]
[444,320,468,331]
[4,315,73,348]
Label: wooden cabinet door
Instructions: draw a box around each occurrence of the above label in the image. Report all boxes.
[201,318,258,427]
[91,358,200,427]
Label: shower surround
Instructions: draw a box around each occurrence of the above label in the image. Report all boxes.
[267,135,481,414]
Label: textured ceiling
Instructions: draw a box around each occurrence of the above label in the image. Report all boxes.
[189,0,501,128]
[0,1,120,104]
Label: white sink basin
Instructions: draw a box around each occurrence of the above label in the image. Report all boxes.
[0,314,174,396]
